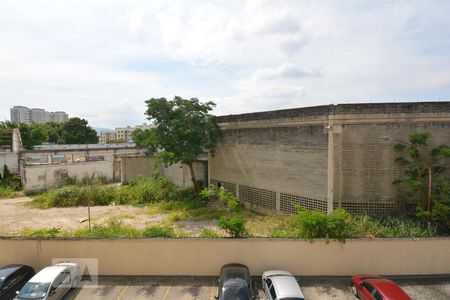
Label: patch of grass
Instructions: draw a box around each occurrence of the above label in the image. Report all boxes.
[142,225,175,238]
[199,228,221,238]
[74,218,142,238]
[21,227,62,238]
[0,186,14,198]
[168,211,189,222]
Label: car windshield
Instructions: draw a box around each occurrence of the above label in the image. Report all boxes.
[17,282,50,299]
[222,285,252,300]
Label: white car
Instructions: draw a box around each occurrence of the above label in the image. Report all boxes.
[15,262,80,300]
[262,270,305,300]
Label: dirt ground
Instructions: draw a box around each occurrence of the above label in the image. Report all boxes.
[0,197,218,235]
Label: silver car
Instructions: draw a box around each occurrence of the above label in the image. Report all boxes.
[15,262,80,300]
[262,270,305,300]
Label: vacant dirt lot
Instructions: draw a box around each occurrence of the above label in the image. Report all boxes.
[0,197,217,235]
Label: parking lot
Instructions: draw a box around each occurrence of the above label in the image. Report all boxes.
[63,275,450,299]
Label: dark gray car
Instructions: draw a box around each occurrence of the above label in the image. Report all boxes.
[0,264,35,300]
[216,263,254,300]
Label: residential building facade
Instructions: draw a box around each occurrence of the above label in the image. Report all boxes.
[10,106,69,124]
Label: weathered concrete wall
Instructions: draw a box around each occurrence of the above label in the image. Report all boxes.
[120,155,207,188]
[121,156,154,183]
[0,237,449,276]
[0,152,19,176]
[211,102,450,214]
[163,161,207,188]
[22,161,113,192]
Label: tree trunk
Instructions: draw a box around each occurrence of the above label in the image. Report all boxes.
[427,165,432,212]
[188,162,198,192]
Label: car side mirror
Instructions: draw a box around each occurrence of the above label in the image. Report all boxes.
[16,291,19,295]
[49,290,56,296]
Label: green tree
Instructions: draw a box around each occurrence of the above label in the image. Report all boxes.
[59,118,98,144]
[141,96,222,192]
[394,131,450,231]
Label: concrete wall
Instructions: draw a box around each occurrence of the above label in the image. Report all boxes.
[0,238,449,276]
[22,161,113,192]
[211,102,450,214]
[163,161,207,188]
[121,156,154,183]
[333,122,450,213]
[0,152,19,176]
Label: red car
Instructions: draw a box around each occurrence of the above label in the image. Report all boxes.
[351,275,411,300]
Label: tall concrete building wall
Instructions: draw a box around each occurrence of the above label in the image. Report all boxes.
[210,102,450,214]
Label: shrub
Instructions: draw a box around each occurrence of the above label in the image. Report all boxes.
[199,228,220,238]
[218,216,246,238]
[117,177,179,204]
[327,209,353,240]
[200,186,242,212]
[7,176,22,191]
[292,206,328,240]
[142,225,175,237]
[32,184,117,208]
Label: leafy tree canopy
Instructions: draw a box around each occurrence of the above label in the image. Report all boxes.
[139,96,222,191]
[0,118,98,149]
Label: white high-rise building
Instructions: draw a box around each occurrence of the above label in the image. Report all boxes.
[9,106,31,124]
[10,106,68,124]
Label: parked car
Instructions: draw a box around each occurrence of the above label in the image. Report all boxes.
[15,262,80,300]
[0,264,35,300]
[351,274,411,300]
[216,263,254,300]
[262,270,305,300]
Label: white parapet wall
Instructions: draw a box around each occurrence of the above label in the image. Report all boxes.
[0,238,449,276]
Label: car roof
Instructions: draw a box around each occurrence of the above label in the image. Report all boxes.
[0,264,31,280]
[29,266,68,283]
[363,278,410,299]
[271,275,304,298]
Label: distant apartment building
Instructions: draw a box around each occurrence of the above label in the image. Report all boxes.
[98,131,116,144]
[10,106,69,124]
[97,123,154,144]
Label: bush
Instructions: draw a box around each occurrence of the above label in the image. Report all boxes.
[33,184,117,208]
[117,177,179,204]
[142,225,175,237]
[218,216,246,237]
[292,206,328,240]
[292,206,353,241]
[200,186,242,212]
[327,209,353,240]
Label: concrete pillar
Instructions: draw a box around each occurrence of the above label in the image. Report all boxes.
[276,192,281,212]
[327,122,334,214]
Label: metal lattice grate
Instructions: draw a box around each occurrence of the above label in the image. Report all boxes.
[280,193,327,213]
[239,185,276,210]
[333,202,396,214]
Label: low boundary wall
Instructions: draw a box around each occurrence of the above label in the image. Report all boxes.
[0,238,449,276]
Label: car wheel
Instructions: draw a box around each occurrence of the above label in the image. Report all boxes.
[351,284,359,298]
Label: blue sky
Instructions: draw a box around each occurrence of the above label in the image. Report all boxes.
[0,0,449,128]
